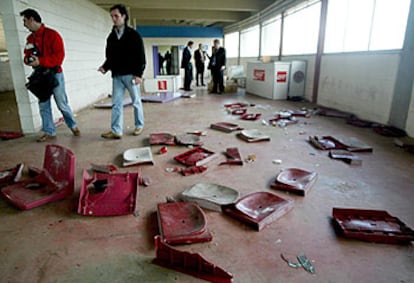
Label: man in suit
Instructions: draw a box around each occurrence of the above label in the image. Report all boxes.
[210,39,226,94]
[194,43,206,86]
[181,41,194,91]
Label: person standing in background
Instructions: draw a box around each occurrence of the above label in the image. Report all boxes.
[209,39,226,94]
[194,43,206,87]
[98,4,146,139]
[20,8,80,142]
[165,50,172,75]
[181,41,193,91]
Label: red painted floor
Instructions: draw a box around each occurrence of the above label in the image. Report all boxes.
[0,88,413,283]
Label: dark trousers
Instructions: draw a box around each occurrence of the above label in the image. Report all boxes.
[184,64,193,90]
[196,64,204,86]
[212,68,224,93]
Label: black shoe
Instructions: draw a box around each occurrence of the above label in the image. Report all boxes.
[202,84,206,86]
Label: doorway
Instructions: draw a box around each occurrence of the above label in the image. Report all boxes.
[152,45,180,77]
[0,15,22,133]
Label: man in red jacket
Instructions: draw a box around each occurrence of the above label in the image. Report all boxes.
[20,9,79,142]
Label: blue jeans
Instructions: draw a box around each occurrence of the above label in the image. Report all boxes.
[111,75,144,135]
[38,72,77,135]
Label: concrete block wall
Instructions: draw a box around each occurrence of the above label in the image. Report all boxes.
[318,53,400,124]
[0,0,112,133]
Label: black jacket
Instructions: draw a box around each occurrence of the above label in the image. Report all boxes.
[181,47,192,69]
[210,47,226,70]
[102,26,146,77]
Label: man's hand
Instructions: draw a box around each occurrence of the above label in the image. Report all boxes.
[133,76,142,85]
[98,66,106,74]
[28,55,40,67]
[220,66,226,71]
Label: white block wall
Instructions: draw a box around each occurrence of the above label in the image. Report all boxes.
[406,81,414,136]
[318,53,400,124]
[0,0,112,133]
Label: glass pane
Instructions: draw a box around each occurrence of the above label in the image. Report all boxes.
[261,18,281,56]
[282,2,321,55]
[370,0,410,50]
[324,0,347,53]
[240,25,260,57]
[343,0,374,52]
[224,32,240,58]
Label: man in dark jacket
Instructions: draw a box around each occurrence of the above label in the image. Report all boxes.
[181,41,194,91]
[210,39,226,94]
[99,4,146,139]
[20,9,80,142]
[194,43,206,86]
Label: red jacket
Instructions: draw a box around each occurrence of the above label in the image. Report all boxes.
[24,24,64,73]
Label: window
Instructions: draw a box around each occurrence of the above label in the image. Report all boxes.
[282,1,321,55]
[261,16,281,56]
[324,0,410,53]
[224,32,239,58]
[240,25,260,57]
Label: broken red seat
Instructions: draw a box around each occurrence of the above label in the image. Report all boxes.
[271,168,318,196]
[174,147,216,167]
[309,136,373,152]
[219,147,243,166]
[332,208,414,245]
[153,235,233,283]
[210,122,244,133]
[0,163,24,188]
[1,144,75,210]
[149,133,176,145]
[157,202,212,245]
[223,192,293,231]
[240,113,262,121]
[78,170,139,216]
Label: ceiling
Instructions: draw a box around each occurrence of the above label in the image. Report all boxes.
[90,0,275,27]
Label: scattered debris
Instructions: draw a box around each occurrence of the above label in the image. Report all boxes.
[245,154,256,163]
[280,253,316,274]
[394,136,414,153]
[159,146,168,154]
[210,122,244,133]
[157,202,212,244]
[1,145,75,210]
[373,125,407,137]
[272,159,282,165]
[309,136,373,152]
[150,133,176,145]
[153,236,233,283]
[0,131,24,140]
[240,113,262,121]
[222,192,293,231]
[238,129,270,143]
[220,147,243,165]
[329,150,362,166]
[332,208,414,245]
[90,163,118,173]
[271,168,318,196]
[78,170,139,216]
[180,183,240,212]
[175,133,203,146]
[180,165,208,176]
[174,147,216,167]
[0,163,24,188]
[187,130,207,136]
[123,147,154,167]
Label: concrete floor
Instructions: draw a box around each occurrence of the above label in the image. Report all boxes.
[0,88,413,283]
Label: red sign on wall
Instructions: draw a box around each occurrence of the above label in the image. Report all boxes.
[276,71,287,83]
[158,80,167,90]
[253,69,265,81]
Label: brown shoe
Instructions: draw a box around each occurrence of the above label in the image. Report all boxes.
[71,127,80,136]
[101,131,122,139]
[133,128,143,136]
[37,134,56,142]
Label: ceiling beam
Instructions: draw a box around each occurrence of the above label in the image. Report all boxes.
[95,0,266,12]
[131,9,249,23]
